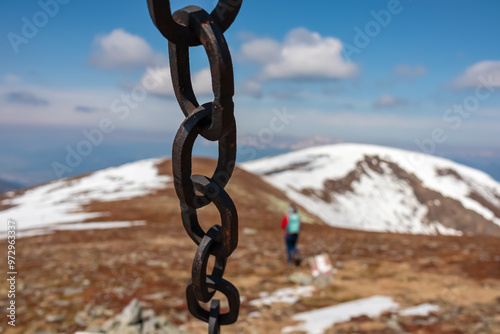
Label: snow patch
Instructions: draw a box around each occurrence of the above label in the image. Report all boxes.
[400,303,440,316]
[10,221,147,239]
[249,286,315,307]
[282,295,399,334]
[281,295,440,334]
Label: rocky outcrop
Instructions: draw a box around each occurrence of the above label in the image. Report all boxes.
[82,299,191,334]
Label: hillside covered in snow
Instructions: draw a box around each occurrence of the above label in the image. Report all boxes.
[2,143,500,238]
[242,143,500,236]
[0,159,171,236]
[0,156,304,238]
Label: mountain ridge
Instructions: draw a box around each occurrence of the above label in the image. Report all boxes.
[2,145,500,334]
[0,178,24,194]
[1,143,499,237]
[242,143,500,237]
[0,157,320,237]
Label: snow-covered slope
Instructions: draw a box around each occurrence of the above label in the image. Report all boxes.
[3,143,500,238]
[242,143,500,236]
[0,158,171,236]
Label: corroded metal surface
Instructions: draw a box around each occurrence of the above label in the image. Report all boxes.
[147,1,242,333]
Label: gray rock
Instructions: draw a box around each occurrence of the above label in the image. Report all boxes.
[287,272,313,285]
[101,317,120,332]
[143,292,167,301]
[45,314,66,323]
[120,299,142,325]
[121,324,141,334]
[64,286,84,296]
[83,298,193,334]
[243,227,257,235]
[141,309,156,321]
[312,276,331,289]
[53,299,71,307]
[74,311,90,327]
[82,325,105,333]
[88,305,111,318]
[142,318,157,333]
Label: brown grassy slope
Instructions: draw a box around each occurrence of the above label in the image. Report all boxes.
[1,158,499,334]
[0,157,318,333]
[80,157,320,228]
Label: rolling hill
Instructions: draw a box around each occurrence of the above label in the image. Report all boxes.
[242,143,500,237]
[1,147,500,334]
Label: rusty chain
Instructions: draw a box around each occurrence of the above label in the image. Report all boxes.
[147,1,243,332]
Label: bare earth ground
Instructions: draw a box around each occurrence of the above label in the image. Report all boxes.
[2,219,500,333]
[1,159,500,333]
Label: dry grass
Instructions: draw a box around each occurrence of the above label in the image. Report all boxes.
[1,158,499,333]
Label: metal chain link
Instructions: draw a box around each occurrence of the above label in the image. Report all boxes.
[147,1,243,332]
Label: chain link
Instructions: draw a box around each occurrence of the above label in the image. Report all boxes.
[147,1,243,332]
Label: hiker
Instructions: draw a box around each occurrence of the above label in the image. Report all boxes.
[281,204,301,266]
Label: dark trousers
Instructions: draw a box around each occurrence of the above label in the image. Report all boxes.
[285,233,299,263]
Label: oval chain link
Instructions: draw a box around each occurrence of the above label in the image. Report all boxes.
[147,0,242,46]
[147,1,242,333]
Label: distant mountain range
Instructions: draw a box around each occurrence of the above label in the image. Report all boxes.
[1,143,499,237]
[0,179,23,194]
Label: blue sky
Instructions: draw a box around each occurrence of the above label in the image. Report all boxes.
[1,0,500,186]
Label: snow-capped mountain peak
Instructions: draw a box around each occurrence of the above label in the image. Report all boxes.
[242,143,500,236]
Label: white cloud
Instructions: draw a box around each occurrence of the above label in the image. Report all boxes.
[240,38,282,64]
[0,83,184,132]
[373,94,408,108]
[192,68,213,96]
[0,84,117,127]
[234,106,442,148]
[453,60,500,88]
[89,29,167,70]
[299,110,432,129]
[394,65,426,78]
[239,28,358,81]
[238,80,262,97]
[139,66,173,96]
[138,66,212,97]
